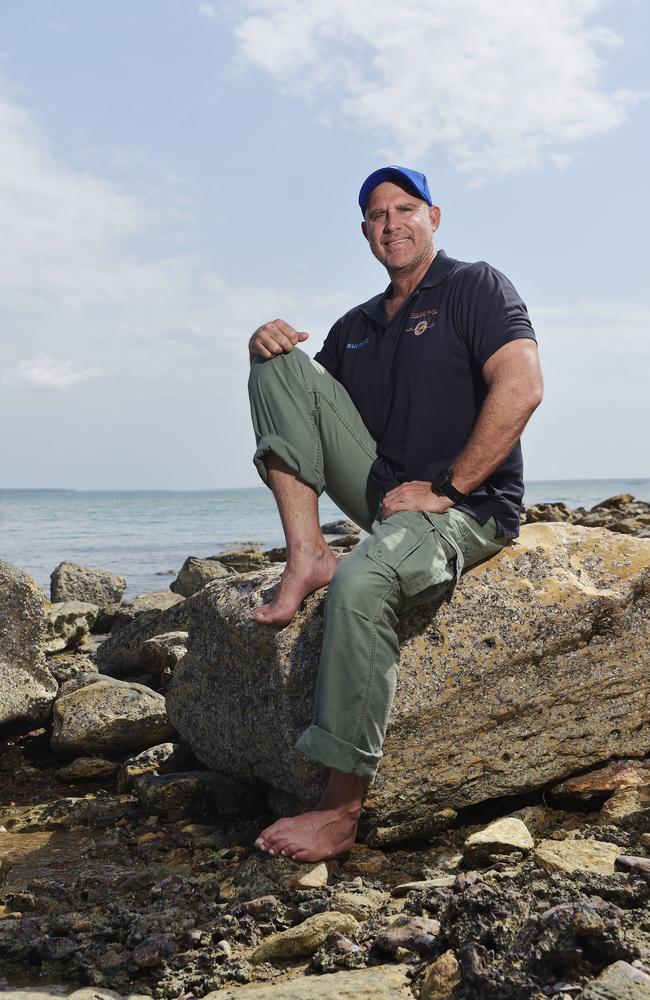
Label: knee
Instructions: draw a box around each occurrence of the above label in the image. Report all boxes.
[249,347,305,388]
[326,554,393,610]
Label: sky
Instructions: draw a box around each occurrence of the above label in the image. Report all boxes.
[0,0,648,489]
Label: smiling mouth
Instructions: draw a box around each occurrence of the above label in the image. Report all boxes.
[383,237,410,248]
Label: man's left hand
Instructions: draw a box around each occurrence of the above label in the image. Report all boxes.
[381,481,454,520]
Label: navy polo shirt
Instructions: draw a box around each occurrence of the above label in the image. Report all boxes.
[313,250,537,538]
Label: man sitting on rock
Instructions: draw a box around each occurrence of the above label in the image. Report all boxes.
[247,166,544,863]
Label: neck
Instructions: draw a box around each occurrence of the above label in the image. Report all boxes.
[387,249,437,301]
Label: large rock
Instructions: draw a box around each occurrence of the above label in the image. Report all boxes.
[166,524,650,838]
[111,591,185,633]
[50,562,126,631]
[170,557,231,597]
[581,960,650,1000]
[43,601,98,654]
[0,560,58,729]
[51,679,174,755]
[97,597,193,673]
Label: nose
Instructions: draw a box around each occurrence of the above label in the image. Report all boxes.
[383,209,399,231]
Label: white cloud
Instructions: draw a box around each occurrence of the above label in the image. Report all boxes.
[3,355,103,389]
[230,0,644,181]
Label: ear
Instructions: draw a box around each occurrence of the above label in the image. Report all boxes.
[428,205,441,232]
[361,220,369,242]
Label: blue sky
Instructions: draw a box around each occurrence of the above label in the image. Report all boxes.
[0,0,648,488]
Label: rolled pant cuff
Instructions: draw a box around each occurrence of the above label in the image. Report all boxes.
[295,723,380,782]
[253,434,324,493]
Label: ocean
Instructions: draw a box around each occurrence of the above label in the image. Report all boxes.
[1,480,648,600]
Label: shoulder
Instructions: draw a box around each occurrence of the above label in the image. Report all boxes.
[448,259,515,294]
[329,291,384,335]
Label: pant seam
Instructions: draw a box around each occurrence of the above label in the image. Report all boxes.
[309,388,377,462]
[350,576,397,748]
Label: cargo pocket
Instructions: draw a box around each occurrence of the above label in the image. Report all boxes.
[364,511,454,597]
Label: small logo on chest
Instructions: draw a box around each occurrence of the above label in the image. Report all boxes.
[406,308,438,336]
[345,337,369,350]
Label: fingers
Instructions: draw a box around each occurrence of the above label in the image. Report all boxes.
[249,319,310,358]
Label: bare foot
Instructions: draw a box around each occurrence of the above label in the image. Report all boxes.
[250,548,338,626]
[255,805,360,862]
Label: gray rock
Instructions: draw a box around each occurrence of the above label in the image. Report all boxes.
[0,560,58,729]
[43,601,98,654]
[111,591,185,633]
[166,524,650,839]
[57,671,122,699]
[170,557,230,597]
[328,533,361,548]
[51,679,174,755]
[581,960,650,1000]
[321,519,360,535]
[133,770,260,817]
[115,741,194,792]
[372,914,441,957]
[50,562,126,631]
[97,596,192,673]
[46,651,97,685]
[139,631,188,682]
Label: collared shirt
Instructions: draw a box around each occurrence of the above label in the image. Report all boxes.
[313,250,537,537]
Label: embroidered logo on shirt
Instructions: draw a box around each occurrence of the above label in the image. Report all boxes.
[406,308,438,336]
[345,337,369,350]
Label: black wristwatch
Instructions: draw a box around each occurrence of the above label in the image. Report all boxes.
[431,467,468,505]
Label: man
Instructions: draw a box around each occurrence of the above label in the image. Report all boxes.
[247,166,543,863]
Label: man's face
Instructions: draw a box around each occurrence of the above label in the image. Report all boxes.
[362,181,440,276]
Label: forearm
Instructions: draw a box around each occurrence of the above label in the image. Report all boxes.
[452,378,542,494]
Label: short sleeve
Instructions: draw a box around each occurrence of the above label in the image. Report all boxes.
[313,318,343,377]
[453,263,537,368]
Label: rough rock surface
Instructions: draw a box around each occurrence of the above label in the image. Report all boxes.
[56,757,120,781]
[581,960,650,1000]
[46,651,97,685]
[97,597,192,673]
[210,547,268,573]
[534,837,622,874]
[51,679,175,755]
[170,556,231,597]
[250,910,358,962]
[50,561,126,629]
[115,741,194,792]
[43,601,98,654]
[206,965,412,999]
[550,759,650,800]
[523,493,650,539]
[167,524,650,837]
[463,817,534,866]
[139,631,188,685]
[111,591,185,633]
[133,770,261,818]
[0,559,58,729]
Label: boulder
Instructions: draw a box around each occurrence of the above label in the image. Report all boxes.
[51,679,174,756]
[209,547,268,573]
[111,591,185,633]
[43,601,98,654]
[132,770,260,817]
[170,557,230,597]
[50,562,126,631]
[0,560,58,729]
[97,597,192,673]
[166,524,650,838]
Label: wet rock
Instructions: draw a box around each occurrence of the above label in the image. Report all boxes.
[55,757,120,781]
[131,932,177,968]
[46,651,97,685]
[463,817,534,866]
[50,561,126,632]
[167,524,650,838]
[549,759,650,800]
[139,631,188,686]
[170,556,231,597]
[581,960,650,999]
[111,590,185,633]
[115,741,194,792]
[0,560,58,730]
[251,910,358,963]
[205,964,412,998]
[534,838,622,874]
[210,547,268,573]
[373,914,440,958]
[43,600,98,654]
[133,770,259,818]
[97,596,192,672]
[51,679,174,755]
[420,949,462,1000]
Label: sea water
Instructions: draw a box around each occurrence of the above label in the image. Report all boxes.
[1,480,648,599]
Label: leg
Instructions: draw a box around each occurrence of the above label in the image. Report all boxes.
[248,350,380,625]
[250,453,338,625]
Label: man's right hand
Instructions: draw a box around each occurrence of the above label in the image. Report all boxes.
[249,319,309,361]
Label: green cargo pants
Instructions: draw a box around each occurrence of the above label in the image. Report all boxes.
[248,348,508,781]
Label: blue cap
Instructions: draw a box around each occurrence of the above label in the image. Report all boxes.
[358,165,432,215]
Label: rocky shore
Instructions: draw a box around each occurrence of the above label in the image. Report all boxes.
[1,495,649,1000]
